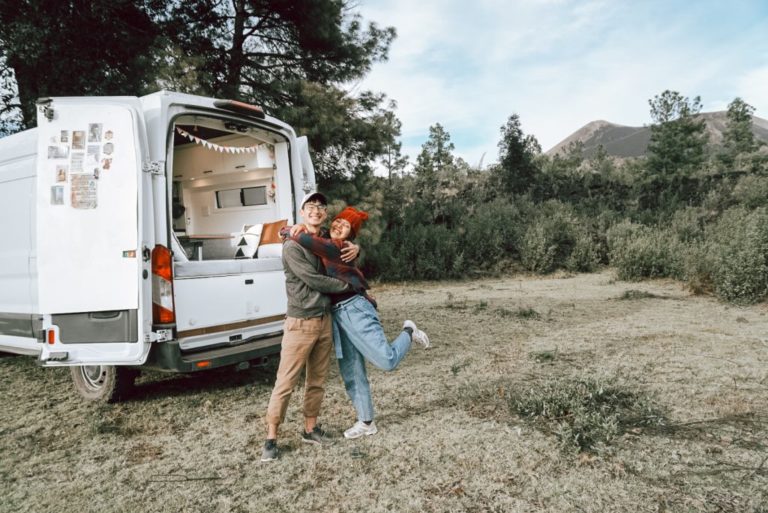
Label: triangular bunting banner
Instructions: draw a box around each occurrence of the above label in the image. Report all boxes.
[176,126,266,154]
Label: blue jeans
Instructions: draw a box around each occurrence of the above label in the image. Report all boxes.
[332,295,412,422]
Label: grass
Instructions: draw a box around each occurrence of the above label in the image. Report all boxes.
[494,306,541,320]
[506,377,666,453]
[617,289,659,300]
[1,270,767,513]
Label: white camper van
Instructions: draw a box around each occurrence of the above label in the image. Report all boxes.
[0,91,317,401]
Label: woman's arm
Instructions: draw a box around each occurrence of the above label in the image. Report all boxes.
[291,232,343,261]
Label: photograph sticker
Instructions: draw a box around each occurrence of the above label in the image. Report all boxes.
[88,123,102,143]
[55,165,68,183]
[86,145,100,167]
[47,144,69,159]
[60,130,69,144]
[50,186,64,205]
[103,142,114,155]
[70,175,97,209]
[72,131,86,150]
[70,152,84,173]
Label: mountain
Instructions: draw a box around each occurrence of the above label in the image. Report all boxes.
[546,112,768,158]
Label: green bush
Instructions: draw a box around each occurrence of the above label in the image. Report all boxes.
[519,200,600,274]
[607,222,683,281]
[365,223,463,281]
[507,377,665,452]
[460,198,527,268]
[705,207,768,303]
[731,175,768,209]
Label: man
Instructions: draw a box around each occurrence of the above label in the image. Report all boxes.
[261,192,353,462]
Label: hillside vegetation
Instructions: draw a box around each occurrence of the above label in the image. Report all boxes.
[337,93,768,308]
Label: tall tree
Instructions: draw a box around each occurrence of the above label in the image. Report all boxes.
[495,113,541,196]
[0,55,20,135]
[379,108,409,182]
[642,90,707,208]
[162,0,398,180]
[0,0,162,129]
[723,97,759,156]
[414,123,455,182]
[646,90,707,176]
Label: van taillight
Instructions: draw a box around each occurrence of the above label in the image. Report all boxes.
[151,244,176,326]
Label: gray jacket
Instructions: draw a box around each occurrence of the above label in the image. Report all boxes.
[282,239,349,318]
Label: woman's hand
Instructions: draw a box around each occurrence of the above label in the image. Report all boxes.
[289,224,309,237]
[341,241,360,262]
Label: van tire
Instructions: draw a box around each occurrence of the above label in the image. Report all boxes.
[70,365,138,403]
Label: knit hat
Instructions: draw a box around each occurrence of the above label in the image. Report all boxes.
[334,206,369,237]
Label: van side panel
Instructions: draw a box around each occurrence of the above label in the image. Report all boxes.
[0,129,38,315]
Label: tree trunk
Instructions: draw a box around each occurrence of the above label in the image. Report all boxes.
[8,58,39,129]
[225,0,247,100]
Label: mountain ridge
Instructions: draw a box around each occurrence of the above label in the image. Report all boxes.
[546,111,768,158]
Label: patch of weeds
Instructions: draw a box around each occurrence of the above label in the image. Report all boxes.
[530,348,558,363]
[736,316,748,324]
[90,405,140,436]
[445,292,469,310]
[618,289,658,300]
[450,360,471,376]
[473,300,488,313]
[506,377,665,453]
[515,307,541,320]
[494,306,541,320]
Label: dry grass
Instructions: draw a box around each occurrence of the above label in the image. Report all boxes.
[1,270,767,513]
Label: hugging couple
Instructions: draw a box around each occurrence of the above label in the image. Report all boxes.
[261,191,430,462]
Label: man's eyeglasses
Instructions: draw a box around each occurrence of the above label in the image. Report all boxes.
[304,203,327,212]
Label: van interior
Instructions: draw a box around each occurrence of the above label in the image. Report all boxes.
[169,115,290,267]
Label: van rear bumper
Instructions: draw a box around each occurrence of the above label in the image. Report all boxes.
[144,334,282,372]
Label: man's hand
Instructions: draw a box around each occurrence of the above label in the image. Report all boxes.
[341,241,359,263]
[289,224,309,237]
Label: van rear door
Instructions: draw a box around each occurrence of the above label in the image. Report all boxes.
[35,97,149,366]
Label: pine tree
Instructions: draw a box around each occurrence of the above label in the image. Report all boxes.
[495,113,541,196]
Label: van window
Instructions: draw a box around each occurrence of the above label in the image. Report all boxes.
[215,186,267,208]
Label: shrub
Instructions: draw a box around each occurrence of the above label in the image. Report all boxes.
[519,200,599,274]
[705,207,768,304]
[565,231,601,272]
[731,175,768,209]
[366,223,463,281]
[460,198,527,268]
[507,377,665,452]
[607,222,683,281]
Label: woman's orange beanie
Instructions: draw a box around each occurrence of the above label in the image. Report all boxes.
[334,206,369,237]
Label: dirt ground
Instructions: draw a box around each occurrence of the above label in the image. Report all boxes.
[1,270,767,513]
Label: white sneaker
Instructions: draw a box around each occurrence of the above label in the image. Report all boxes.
[344,421,378,439]
[403,320,430,348]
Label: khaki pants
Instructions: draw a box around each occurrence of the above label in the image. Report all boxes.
[265,315,333,426]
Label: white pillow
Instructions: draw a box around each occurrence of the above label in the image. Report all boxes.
[257,243,282,259]
[171,232,189,262]
[234,224,262,258]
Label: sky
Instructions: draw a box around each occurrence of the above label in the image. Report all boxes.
[354,0,768,169]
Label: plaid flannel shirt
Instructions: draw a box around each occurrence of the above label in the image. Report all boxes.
[280,227,370,294]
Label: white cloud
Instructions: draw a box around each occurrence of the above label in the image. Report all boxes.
[736,65,768,118]
[356,0,768,166]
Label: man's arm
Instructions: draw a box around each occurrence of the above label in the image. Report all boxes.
[283,242,350,294]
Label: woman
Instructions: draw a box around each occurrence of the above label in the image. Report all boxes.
[284,207,430,439]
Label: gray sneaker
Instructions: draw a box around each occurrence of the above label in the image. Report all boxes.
[261,439,278,462]
[404,320,430,348]
[301,425,334,445]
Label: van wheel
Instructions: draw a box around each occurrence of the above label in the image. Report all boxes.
[70,365,138,403]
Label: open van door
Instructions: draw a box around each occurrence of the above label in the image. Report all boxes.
[35,97,149,367]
